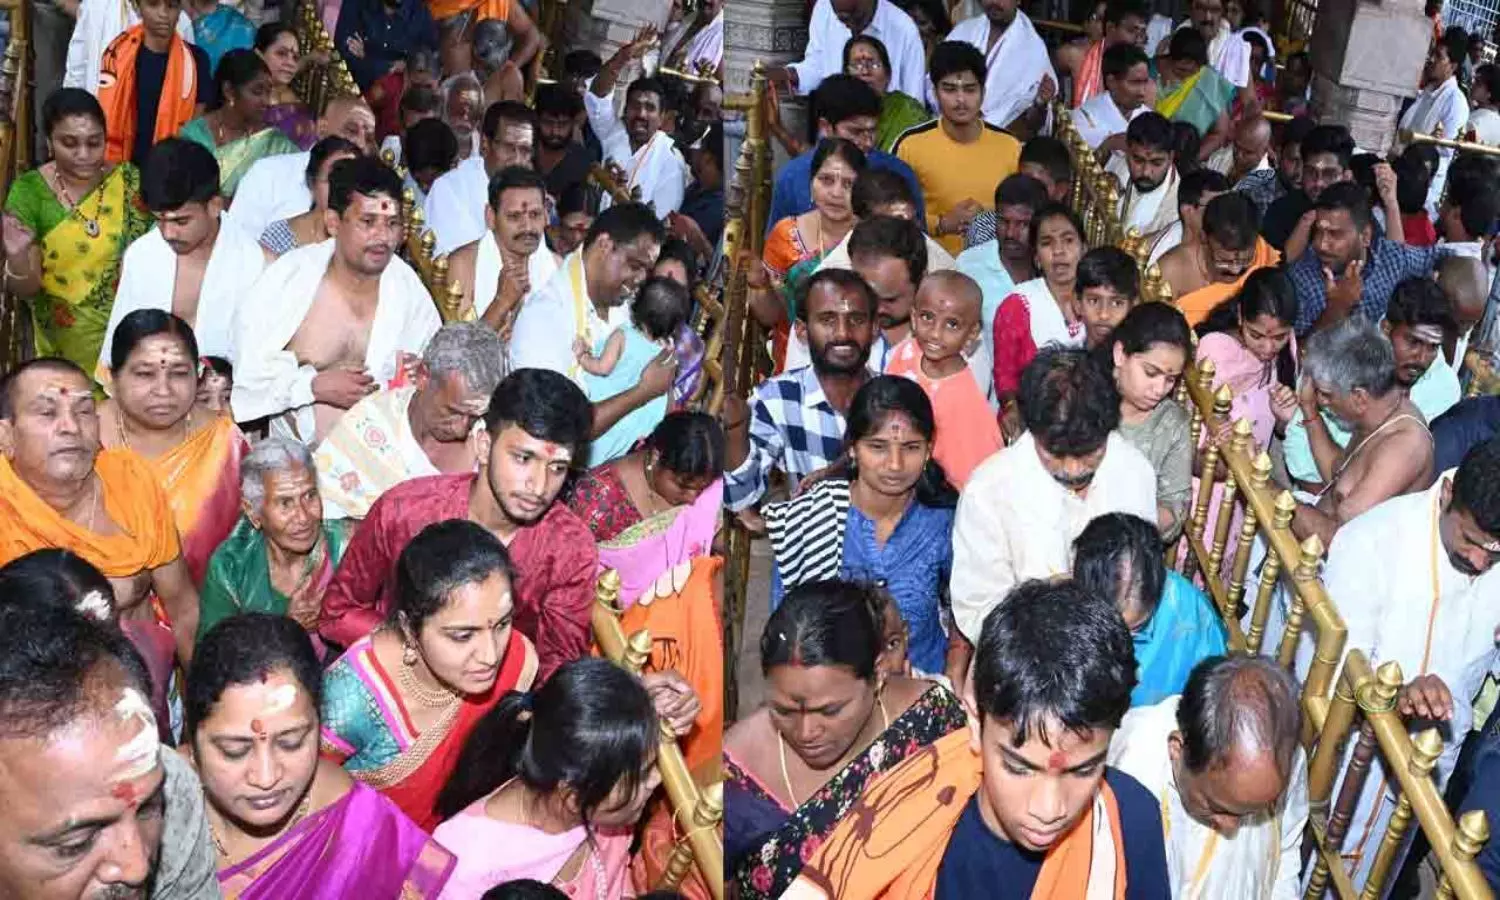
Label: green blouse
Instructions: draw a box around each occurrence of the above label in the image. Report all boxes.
[198,516,353,642]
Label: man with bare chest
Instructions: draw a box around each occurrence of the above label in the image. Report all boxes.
[314,323,508,520]
[232,156,441,444]
[100,138,266,383]
[1291,318,1435,547]
[0,358,201,674]
[444,166,559,337]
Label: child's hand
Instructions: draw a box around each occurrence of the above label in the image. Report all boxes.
[572,337,590,361]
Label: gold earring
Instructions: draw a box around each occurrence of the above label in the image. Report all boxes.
[402,644,417,666]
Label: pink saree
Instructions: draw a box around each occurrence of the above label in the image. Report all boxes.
[218,782,455,899]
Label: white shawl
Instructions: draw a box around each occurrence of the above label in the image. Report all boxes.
[229,240,441,441]
[1012,276,1085,351]
[945,11,1057,131]
[1072,93,1147,151]
[100,217,265,382]
[472,233,561,318]
[1113,158,1182,239]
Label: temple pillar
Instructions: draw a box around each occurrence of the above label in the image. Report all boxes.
[725,0,808,171]
[1306,0,1431,152]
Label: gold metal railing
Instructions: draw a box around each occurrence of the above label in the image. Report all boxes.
[720,62,772,721]
[0,0,31,371]
[592,569,724,899]
[290,0,361,116]
[1056,110,1493,899]
[1402,128,1500,159]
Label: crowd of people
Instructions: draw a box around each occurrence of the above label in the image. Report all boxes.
[0,0,728,894]
[724,0,1500,895]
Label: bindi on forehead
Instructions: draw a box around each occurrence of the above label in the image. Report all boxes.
[1046,750,1069,774]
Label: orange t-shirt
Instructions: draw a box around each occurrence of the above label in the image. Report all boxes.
[885,338,1003,490]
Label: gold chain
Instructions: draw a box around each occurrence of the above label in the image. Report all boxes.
[210,789,314,861]
[397,651,462,709]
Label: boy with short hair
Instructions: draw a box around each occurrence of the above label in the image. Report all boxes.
[1077,246,1141,349]
[885,270,1001,488]
[785,579,1171,898]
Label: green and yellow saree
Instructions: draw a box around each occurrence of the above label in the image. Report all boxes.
[178,118,301,198]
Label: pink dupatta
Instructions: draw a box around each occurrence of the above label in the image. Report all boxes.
[218,782,455,899]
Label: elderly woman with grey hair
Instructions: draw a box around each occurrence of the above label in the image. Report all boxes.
[313,322,509,520]
[197,436,353,652]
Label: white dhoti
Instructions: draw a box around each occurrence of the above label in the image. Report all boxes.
[229,239,442,443]
[471,233,560,319]
[99,217,265,384]
[64,0,193,93]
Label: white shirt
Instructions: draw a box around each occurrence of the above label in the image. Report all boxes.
[949,430,1158,642]
[1072,92,1148,150]
[1400,76,1469,215]
[1313,475,1500,890]
[1469,106,1500,146]
[945,12,1056,131]
[1171,19,1250,87]
[223,151,313,240]
[423,155,488,257]
[508,250,631,385]
[1109,697,1307,900]
[584,91,688,219]
[64,0,194,93]
[790,0,928,101]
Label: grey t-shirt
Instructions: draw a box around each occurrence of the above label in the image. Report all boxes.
[151,748,222,900]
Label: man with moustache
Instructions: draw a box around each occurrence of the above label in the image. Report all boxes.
[445,167,560,334]
[319,368,599,681]
[231,157,441,444]
[950,346,1156,651]
[532,84,595,201]
[0,602,220,900]
[1109,111,1181,240]
[425,101,539,255]
[956,174,1050,362]
[508,202,678,433]
[1312,440,1500,893]
[586,27,689,219]
[724,269,877,513]
[1070,42,1153,152]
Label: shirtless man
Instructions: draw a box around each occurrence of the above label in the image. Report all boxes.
[445,166,559,336]
[0,359,201,665]
[1157,188,1273,325]
[1291,317,1435,547]
[1156,170,1231,296]
[231,156,441,443]
[100,138,266,379]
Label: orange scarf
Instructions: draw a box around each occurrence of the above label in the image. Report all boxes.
[0,448,180,577]
[784,729,1127,900]
[1072,40,1107,108]
[1176,237,1281,327]
[427,0,508,24]
[98,25,198,164]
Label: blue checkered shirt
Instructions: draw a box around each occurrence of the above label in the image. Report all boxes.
[1287,239,1447,336]
[724,365,850,512]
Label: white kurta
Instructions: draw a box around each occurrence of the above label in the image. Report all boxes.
[1314,475,1500,893]
[1109,697,1308,900]
[470,232,561,318]
[944,12,1056,131]
[222,151,313,240]
[584,92,688,219]
[1072,92,1147,150]
[1111,156,1181,237]
[950,431,1158,642]
[1171,19,1251,87]
[1400,77,1469,215]
[229,239,441,442]
[64,0,194,93]
[423,155,488,257]
[507,250,631,386]
[99,217,266,381]
[789,0,928,100]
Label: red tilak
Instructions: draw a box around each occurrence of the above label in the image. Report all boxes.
[1046,750,1068,774]
[111,782,137,803]
[250,718,266,736]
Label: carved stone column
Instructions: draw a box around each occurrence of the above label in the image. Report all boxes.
[725,0,809,169]
[1306,0,1431,152]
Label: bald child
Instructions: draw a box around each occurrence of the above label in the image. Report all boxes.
[885,271,1003,489]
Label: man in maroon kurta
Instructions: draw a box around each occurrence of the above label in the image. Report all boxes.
[319,369,599,681]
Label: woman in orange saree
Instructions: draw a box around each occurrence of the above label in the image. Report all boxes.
[320,520,539,832]
[98,310,247,587]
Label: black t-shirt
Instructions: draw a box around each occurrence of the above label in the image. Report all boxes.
[1261,189,1311,253]
[133,41,212,167]
[541,142,598,201]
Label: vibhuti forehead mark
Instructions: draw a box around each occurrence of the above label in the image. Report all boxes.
[1410,324,1446,346]
[376,197,396,217]
[75,589,111,622]
[35,381,94,402]
[541,440,572,462]
[112,688,160,784]
[262,683,297,716]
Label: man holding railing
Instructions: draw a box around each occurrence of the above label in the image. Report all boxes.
[1316,439,1500,893]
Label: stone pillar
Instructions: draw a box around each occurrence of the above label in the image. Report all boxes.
[1306,0,1431,153]
[561,0,672,64]
[725,0,808,171]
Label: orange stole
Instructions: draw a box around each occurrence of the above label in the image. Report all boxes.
[427,0,508,24]
[784,729,1127,900]
[598,555,724,772]
[98,26,199,164]
[1176,238,1281,327]
[630,756,721,899]
[0,449,180,576]
[1072,40,1106,108]
[148,416,247,586]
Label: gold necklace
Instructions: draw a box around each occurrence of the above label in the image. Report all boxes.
[396,652,462,709]
[47,166,103,238]
[210,789,313,861]
[116,408,191,451]
[777,694,891,808]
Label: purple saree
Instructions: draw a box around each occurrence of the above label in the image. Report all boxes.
[217,782,455,899]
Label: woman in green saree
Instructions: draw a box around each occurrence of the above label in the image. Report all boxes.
[2,88,153,380]
[844,35,930,153]
[198,437,351,658]
[179,49,300,198]
[1155,29,1235,159]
